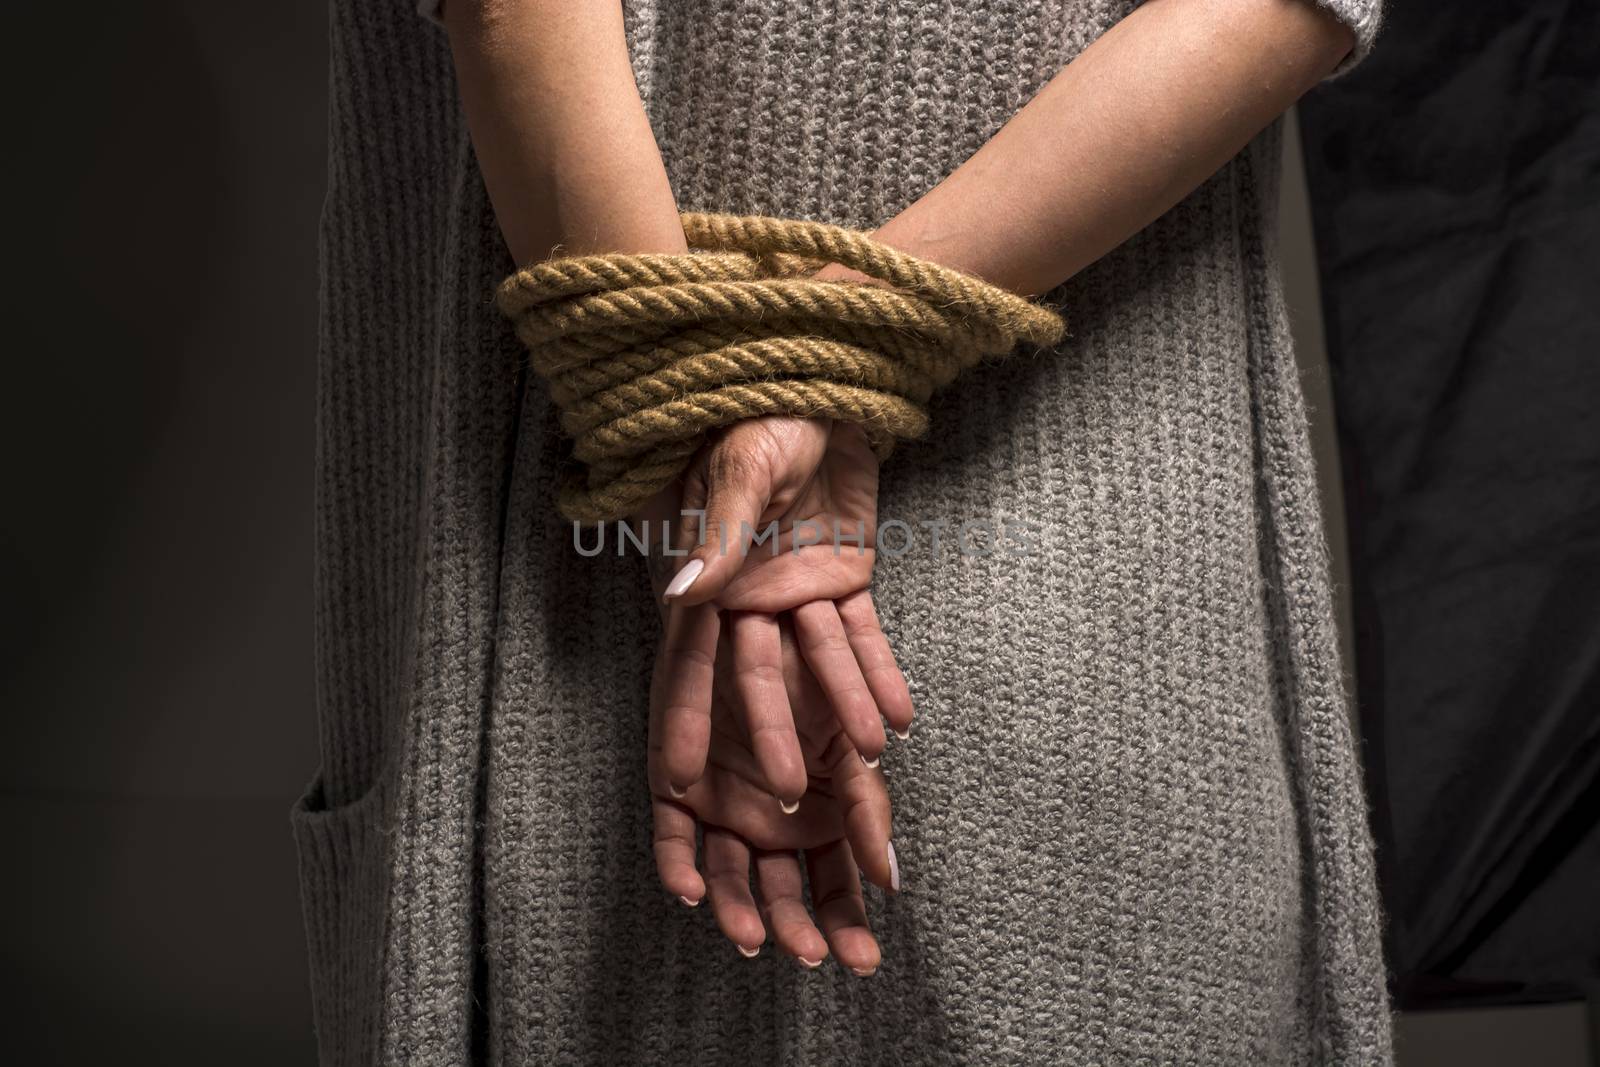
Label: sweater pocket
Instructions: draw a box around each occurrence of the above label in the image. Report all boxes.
[290,774,390,1067]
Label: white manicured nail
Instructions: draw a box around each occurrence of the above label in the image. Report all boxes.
[779,796,800,815]
[797,956,822,969]
[737,944,760,958]
[678,895,700,908]
[894,727,911,741]
[669,783,686,799]
[861,753,880,769]
[850,966,877,978]
[662,558,704,600]
[887,840,900,893]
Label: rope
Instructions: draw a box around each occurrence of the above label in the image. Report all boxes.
[496,212,1067,522]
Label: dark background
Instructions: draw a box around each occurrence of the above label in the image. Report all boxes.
[1300,0,1600,1015]
[4,2,324,1061]
[0,2,1589,1063]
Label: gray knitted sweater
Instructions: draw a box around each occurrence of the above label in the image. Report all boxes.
[295,1,1392,1063]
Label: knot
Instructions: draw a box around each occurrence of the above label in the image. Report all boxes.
[496,212,1066,522]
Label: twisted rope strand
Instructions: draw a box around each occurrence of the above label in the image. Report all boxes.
[496,212,1067,521]
[570,380,930,465]
[680,213,1063,342]
[559,336,938,436]
[514,278,988,349]
[498,250,763,312]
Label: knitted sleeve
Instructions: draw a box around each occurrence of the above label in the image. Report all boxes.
[416,0,442,27]
[1307,0,1385,77]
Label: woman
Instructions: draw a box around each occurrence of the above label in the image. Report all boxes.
[294,0,1392,1062]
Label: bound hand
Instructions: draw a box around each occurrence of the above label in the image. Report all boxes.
[648,417,914,801]
[648,606,898,972]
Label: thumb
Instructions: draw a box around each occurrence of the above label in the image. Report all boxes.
[662,445,772,606]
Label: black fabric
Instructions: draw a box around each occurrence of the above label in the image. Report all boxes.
[1298,0,1600,1009]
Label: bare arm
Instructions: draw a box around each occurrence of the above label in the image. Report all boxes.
[439,0,902,972]
[441,0,684,262]
[837,0,1358,296]
[676,0,1362,590]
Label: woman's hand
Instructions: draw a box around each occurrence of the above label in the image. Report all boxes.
[649,607,898,973]
[663,415,877,611]
[636,419,910,971]
[646,417,914,802]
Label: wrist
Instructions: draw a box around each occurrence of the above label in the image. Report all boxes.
[506,176,686,264]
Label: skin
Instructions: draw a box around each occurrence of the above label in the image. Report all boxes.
[635,421,908,973]
[443,0,685,262]
[644,577,900,971]
[442,0,1355,968]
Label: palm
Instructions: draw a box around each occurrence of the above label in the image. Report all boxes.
[678,619,872,851]
[639,414,912,972]
[677,416,881,613]
[650,614,889,971]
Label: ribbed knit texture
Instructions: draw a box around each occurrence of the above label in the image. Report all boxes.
[299,1,1393,1063]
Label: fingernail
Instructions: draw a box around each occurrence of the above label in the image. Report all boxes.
[678,895,700,908]
[894,727,911,741]
[778,796,800,815]
[850,966,877,978]
[861,753,880,769]
[737,944,760,958]
[887,840,900,893]
[669,783,686,799]
[796,956,822,969]
[662,558,704,600]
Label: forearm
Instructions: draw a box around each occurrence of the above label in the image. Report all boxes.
[866,0,1356,296]
[442,0,684,262]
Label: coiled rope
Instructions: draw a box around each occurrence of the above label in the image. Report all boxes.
[496,212,1067,522]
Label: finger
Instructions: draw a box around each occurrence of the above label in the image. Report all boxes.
[651,796,706,907]
[824,732,897,894]
[792,600,886,764]
[806,838,881,977]
[754,851,829,967]
[648,602,720,796]
[836,589,915,740]
[729,611,808,807]
[704,827,766,956]
[664,439,771,607]
[675,721,844,847]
